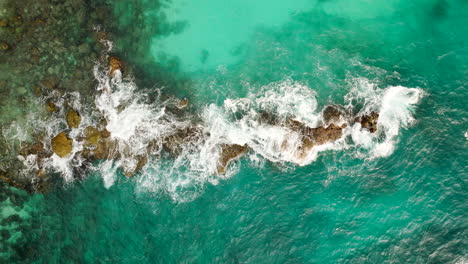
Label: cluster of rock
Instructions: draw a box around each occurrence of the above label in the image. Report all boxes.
[0,0,119,192]
[0,49,381,193]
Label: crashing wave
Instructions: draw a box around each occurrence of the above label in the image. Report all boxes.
[5,51,423,201]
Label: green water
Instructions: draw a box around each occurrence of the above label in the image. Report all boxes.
[1,0,467,262]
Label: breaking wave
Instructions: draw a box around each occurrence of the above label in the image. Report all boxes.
[10,58,423,201]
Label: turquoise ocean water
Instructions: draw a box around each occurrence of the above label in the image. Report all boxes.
[1,0,467,262]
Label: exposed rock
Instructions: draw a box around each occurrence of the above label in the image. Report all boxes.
[66,109,81,128]
[39,77,59,90]
[81,126,115,160]
[123,155,148,177]
[217,144,248,174]
[163,126,204,155]
[109,56,122,75]
[51,132,73,158]
[355,111,379,133]
[0,171,33,193]
[46,101,58,112]
[323,105,344,125]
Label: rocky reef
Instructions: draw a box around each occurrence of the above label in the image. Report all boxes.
[0,0,114,192]
[0,0,382,193]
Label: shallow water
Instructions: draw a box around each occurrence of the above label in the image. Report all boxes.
[1,0,467,262]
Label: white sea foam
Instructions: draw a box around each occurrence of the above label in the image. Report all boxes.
[345,78,423,158]
[11,59,423,201]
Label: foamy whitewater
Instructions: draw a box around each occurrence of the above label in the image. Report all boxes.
[11,54,423,201]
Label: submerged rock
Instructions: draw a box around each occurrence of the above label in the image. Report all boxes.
[66,109,81,128]
[51,132,73,158]
[19,141,51,159]
[39,77,59,90]
[217,144,248,174]
[355,111,379,133]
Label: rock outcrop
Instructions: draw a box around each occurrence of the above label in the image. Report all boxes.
[323,105,345,125]
[163,126,205,155]
[217,144,248,174]
[355,111,379,133]
[66,109,81,128]
[80,126,114,160]
[51,132,73,157]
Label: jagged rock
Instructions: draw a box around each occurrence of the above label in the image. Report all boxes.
[355,111,379,133]
[163,126,204,155]
[81,126,114,160]
[308,124,345,145]
[109,56,122,75]
[217,144,248,174]
[323,105,344,125]
[77,43,90,54]
[46,101,58,112]
[0,19,8,27]
[0,171,32,193]
[123,155,148,177]
[51,132,73,158]
[66,109,81,128]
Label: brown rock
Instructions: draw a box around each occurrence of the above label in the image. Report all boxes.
[46,101,58,112]
[66,109,81,128]
[123,155,148,177]
[20,141,51,159]
[308,124,344,145]
[0,19,8,27]
[51,132,73,158]
[0,42,10,51]
[355,111,379,133]
[163,126,204,155]
[39,77,59,90]
[109,56,122,75]
[217,144,248,174]
[323,105,344,125]
[81,126,115,160]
